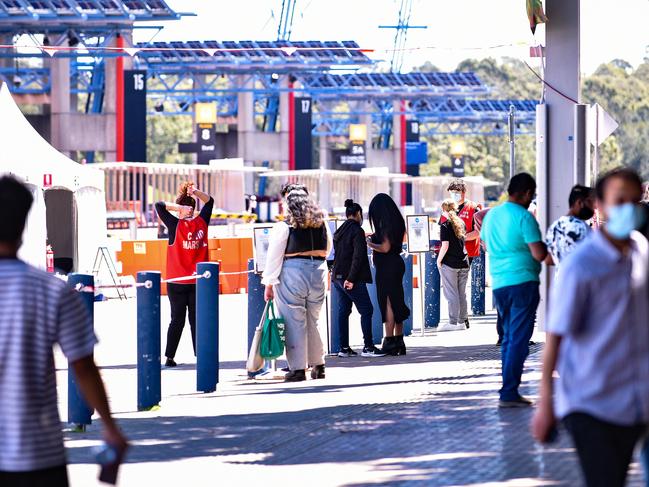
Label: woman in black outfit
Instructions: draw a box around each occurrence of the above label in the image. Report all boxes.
[332,199,385,358]
[367,193,410,356]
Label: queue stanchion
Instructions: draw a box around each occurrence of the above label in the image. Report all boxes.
[137,271,161,411]
[401,253,414,336]
[196,262,219,393]
[66,273,94,431]
[247,258,270,378]
[367,250,383,346]
[424,247,441,328]
[471,248,486,316]
[247,259,265,355]
[329,274,341,355]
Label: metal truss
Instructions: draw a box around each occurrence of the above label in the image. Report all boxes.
[0,65,48,93]
[0,0,179,31]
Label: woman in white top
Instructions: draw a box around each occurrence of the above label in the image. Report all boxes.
[262,184,333,382]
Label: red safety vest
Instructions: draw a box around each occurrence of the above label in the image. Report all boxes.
[440,200,482,258]
[458,201,482,258]
[166,217,209,284]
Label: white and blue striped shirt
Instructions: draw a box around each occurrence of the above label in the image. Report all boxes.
[0,260,97,472]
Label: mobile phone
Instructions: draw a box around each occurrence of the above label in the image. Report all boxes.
[95,444,121,485]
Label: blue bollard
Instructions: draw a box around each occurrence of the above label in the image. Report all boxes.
[196,262,219,393]
[424,250,441,328]
[137,271,161,411]
[66,273,94,428]
[402,253,414,336]
[247,259,265,355]
[367,251,383,345]
[329,276,341,354]
[471,248,486,316]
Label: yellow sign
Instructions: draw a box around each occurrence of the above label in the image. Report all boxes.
[349,124,368,142]
[450,140,466,158]
[195,103,217,124]
[133,242,147,255]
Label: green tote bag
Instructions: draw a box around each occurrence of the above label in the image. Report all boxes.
[260,299,286,360]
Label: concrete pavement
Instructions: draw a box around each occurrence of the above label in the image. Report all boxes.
[55,296,645,486]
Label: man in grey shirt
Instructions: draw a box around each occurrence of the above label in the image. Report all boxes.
[533,168,649,487]
[0,176,128,487]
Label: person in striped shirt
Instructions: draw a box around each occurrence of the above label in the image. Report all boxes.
[0,176,127,487]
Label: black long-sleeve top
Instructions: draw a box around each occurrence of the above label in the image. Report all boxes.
[154,197,214,245]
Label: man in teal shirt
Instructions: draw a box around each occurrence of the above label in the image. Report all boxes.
[481,173,547,407]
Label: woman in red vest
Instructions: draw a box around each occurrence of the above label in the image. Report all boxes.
[155,182,214,367]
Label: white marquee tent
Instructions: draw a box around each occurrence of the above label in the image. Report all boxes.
[0,83,107,273]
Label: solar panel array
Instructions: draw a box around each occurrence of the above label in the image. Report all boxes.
[295,72,487,97]
[0,0,178,22]
[414,99,537,113]
[135,40,372,70]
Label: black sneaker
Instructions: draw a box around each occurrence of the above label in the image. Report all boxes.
[361,346,386,357]
[164,358,177,367]
[337,347,358,358]
[496,338,502,346]
[498,396,534,408]
[284,370,306,382]
[464,319,470,329]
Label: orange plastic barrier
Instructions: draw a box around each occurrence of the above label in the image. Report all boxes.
[117,237,253,295]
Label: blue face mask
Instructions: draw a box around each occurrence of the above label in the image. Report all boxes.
[606,203,644,239]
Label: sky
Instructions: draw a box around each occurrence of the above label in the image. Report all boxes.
[132,0,649,75]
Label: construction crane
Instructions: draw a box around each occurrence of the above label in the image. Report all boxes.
[277,0,298,41]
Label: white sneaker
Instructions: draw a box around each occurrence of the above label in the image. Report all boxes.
[437,323,457,332]
[454,323,467,331]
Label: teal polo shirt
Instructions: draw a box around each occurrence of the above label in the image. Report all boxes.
[481,201,542,290]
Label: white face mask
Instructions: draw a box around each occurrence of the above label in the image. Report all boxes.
[450,192,462,204]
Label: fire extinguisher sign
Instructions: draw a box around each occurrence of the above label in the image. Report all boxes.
[46,245,54,273]
[43,174,52,188]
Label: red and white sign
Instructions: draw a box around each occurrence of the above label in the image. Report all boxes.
[43,174,52,188]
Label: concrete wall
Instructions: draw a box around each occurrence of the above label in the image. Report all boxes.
[50,113,115,152]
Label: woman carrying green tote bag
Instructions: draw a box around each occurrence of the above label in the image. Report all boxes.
[260,299,286,360]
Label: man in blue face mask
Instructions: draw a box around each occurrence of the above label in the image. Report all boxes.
[533,168,649,487]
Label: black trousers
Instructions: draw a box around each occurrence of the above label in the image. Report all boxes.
[0,465,68,487]
[564,412,646,487]
[165,283,196,359]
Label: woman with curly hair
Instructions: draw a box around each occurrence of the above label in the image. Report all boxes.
[262,183,332,382]
[155,181,214,367]
[437,199,470,331]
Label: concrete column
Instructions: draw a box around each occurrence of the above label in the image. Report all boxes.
[237,76,258,194]
[543,0,582,225]
[236,75,255,161]
[318,135,328,169]
[392,100,404,205]
[538,0,582,325]
[278,76,290,170]
[50,57,71,155]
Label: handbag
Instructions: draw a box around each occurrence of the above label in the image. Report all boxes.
[246,301,269,373]
[260,299,286,360]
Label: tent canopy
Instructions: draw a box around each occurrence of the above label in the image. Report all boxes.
[0,83,103,191]
[0,83,106,272]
